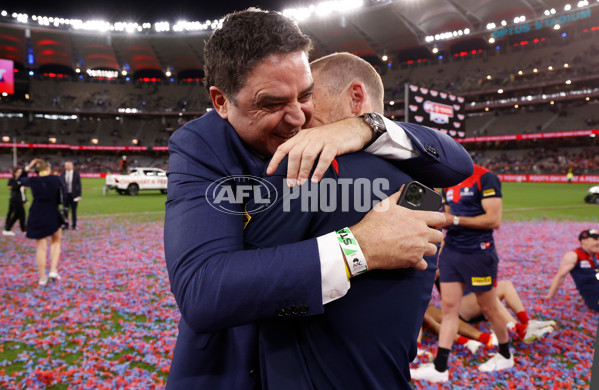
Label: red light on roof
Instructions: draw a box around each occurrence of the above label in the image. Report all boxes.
[520,41,528,46]
[460,51,467,56]
[533,38,539,43]
[471,50,476,54]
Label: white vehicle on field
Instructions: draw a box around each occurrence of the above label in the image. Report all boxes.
[104,167,168,196]
[585,185,599,204]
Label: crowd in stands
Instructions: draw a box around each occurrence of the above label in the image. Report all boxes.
[3,79,211,114]
[1,26,597,177]
[471,147,599,175]
[382,30,598,100]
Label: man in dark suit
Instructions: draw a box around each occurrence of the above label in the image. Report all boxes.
[164,9,473,389]
[60,161,82,230]
[243,52,445,389]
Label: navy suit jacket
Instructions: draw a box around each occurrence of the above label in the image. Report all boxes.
[244,153,436,389]
[164,111,473,389]
[60,170,82,197]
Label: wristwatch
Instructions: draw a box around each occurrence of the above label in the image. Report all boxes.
[453,216,460,226]
[361,113,387,148]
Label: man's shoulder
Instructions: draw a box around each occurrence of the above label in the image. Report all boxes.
[335,151,404,179]
[170,111,228,145]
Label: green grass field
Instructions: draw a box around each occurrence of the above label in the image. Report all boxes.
[0,179,596,222]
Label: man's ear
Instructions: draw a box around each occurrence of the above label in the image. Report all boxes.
[348,81,368,116]
[210,86,229,119]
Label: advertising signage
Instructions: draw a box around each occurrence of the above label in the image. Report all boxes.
[405,83,466,138]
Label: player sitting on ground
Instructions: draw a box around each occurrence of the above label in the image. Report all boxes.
[418,276,556,356]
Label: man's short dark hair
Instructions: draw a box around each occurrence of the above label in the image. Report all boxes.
[204,8,313,103]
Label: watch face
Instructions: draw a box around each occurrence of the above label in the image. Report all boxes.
[366,113,385,131]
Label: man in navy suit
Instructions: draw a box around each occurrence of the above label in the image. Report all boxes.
[60,161,82,230]
[243,52,447,389]
[164,9,473,389]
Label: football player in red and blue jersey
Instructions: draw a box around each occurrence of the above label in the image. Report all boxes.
[546,229,599,312]
[411,165,514,383]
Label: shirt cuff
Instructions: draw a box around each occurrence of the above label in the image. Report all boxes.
[317,232,351,304]
[365,117,416,160]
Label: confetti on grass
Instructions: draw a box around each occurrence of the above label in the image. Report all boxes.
[413,221,598,389]
[1,219,597,389]
[0,217,178,389]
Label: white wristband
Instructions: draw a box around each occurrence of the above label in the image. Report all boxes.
[336,227,368,277]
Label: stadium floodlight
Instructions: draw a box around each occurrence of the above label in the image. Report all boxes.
[381,55,388,61]
[565,4,572,10]
[165,70,172,77]
[154,22,170,32]
[578,0,589,6]
[91,138,99,144]
[554,24,561,30]
[501,20,507,26]
[550,8,556,14]
[432,47,438,54]
[1,136,9,142]
[566,80,572,84]
[283,0,363,22]
[498,89,504,94]
[518,70,523,75]
[1,11,7,17]
[548,65,553,71]
[488,37,495,43]
[486,22,496,30]
[389,101,394,105]
[48,137,57,143]
[564,63,569,68]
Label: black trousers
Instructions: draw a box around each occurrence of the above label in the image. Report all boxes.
[65,193,78,229]
[5,201,26,232]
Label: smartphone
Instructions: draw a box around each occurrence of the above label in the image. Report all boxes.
[397,181,442,211]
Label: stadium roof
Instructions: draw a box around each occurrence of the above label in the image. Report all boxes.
[0,0,593,75]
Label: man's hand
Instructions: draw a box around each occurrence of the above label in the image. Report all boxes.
[350,190,446,271]
[267,117,371,186]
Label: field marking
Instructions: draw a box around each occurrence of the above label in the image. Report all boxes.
[504,204,598,212]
